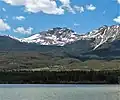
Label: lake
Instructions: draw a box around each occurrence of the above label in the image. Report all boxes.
[0,85,119,100]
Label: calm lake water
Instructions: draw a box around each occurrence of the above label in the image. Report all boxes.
[0,85,119,100]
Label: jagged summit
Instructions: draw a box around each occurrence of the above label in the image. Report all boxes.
[2,25,120,50]
[40,27,74,36]
[87,25,120,50]
[21,27,81,46]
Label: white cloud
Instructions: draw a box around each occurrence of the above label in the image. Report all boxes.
[2,0,64,15]
[13,27,33,34]
[25,0,64,14]
[86,4,96,11]
[2,0,96,14]
[74,5,84,13]
[113,16,120,24]
[117,0,120,4]
[13,16,26,21]
[59,0,70,5]
[61,5,75,14]
[0,19,11,31]
[73,4,96,13]
[2,0,26,5]
[60,0,75,14]
[3,19,7,21]
[2,8,6,12]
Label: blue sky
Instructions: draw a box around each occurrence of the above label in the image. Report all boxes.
[0,0,120,38]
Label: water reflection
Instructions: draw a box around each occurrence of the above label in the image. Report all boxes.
[0,85,119,100]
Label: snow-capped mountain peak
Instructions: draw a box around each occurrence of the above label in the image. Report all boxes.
[88,25,120,50]
[5,25,120,50]
[21,27,81,46]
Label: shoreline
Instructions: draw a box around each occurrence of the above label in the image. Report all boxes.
[0,84,119,87]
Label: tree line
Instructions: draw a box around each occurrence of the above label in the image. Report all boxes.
[0,70,119,84]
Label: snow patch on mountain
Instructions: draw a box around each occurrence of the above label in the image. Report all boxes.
[21,27,83,46]
[87,25,120,50]
[19,25,120,49]
[3,25,120,50]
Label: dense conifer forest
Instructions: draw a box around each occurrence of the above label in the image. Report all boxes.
[0,70,119,84]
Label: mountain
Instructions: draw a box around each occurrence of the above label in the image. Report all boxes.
[19,25,120,50]
[0,25,120,58]
[62,25,120,59]
[21,27,84,46]
[86,25,120,50]
[0,35,62,52]
[0,25,120,70]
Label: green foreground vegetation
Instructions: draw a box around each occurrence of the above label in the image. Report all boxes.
[0,51,119,84]
[0,51,120,71]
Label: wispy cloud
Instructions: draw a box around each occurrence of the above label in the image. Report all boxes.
[13,27,33,34]
[60,0,75,14]
[2,8,6,12]
[0,19,11,31]
[74,23,80,26]
[73,5,84,13]
[113,16,120,24]
[86,4,96,11]
[13,16,26,21]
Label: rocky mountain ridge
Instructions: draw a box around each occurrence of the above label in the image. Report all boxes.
[1,24,120,51]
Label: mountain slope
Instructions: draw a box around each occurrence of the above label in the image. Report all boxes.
[87,25,120,50]
[0,35,62,53]
[20,25,120,51]
[0,25,120,70]
[0,25,120,59]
